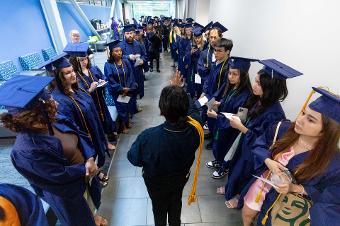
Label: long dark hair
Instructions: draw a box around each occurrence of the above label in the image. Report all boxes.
[271,118,340,182]
[159,85,189,128]
[55,68,79,96]
[223,69,252,97]
[245,69,288,118]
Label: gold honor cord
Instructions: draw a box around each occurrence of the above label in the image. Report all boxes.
[88,70,104,122]
[113,62,126,86]
[69,95,93,142]
[0,196,21,226]
[187,116,204,205]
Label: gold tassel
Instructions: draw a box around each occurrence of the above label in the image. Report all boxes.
[261,193,282,225]
[187,116,204,205]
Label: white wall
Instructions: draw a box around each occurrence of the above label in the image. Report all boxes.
[195,0,210,25]
[208,0,340,120]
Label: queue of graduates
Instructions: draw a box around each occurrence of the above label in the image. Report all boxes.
[0,15,339,226]
[159,17,340,226]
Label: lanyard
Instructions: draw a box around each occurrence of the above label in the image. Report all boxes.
[113,62,126,86]
[206,44,211,66]
[223,89,237,104]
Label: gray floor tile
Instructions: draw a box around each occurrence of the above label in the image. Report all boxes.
[109,159,137,178]
[114,177,149,198]
[198,196,242,223]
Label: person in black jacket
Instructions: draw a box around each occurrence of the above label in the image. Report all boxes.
[147,25,162,72]
[127,71,202,226]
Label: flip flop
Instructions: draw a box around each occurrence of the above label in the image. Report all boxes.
[225,197,239,209]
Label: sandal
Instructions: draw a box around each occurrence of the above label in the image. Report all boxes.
[225,195,239,209]
[216,186,225,195]
[98,171,109,182]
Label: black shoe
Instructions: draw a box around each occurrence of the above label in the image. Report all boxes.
[171,64,176,67]
[156,69,160,73]
[205,160,221,169]
[150,68,153,72]
[205,141,213,150]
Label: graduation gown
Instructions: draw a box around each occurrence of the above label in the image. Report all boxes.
[121,40,147,98]
[212,89,251,165]
[52,88,107,167]
[178,37,191,79]
[197,44,213,86]
[224,102,286,208]
[169,32,179,62]
[10,133,96,226]
[189,45,204,97]
[0,183,48,226]
[77,66,115,134]
[251,121,340,226]
[104,59,137,123]
[202,59,229,99]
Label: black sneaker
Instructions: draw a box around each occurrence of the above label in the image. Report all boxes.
[212,169,229,179]
[205,160,221,169]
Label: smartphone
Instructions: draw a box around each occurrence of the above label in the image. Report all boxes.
[236,107,248,123]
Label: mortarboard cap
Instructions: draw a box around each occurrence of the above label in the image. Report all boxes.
[309,88,340,123]
[193,22,204,30]
[192,27,203,37]
[123,24,136,32]
[259,59,303,80]
[184,23,192,29]
[229,57,259,72]
[186,18,194,23]
[63,42,89,57]
[203,21,213,32]
[211,22,228,33]
[37,52,68,71]
[177,23,184,28]
[105,40,121,50]
[0,75,54,109]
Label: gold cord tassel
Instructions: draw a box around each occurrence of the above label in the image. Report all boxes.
[186,116,204,205]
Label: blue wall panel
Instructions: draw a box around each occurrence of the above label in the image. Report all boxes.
[0,0,53,71]
[57,2,111,43]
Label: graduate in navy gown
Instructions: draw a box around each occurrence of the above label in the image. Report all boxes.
[50,56,108,169]
[67,45,116,151]
[127,72,202,226]
[205,57,254,179]
[0,75,101,226]
[197,22,226,92]
[0,183,48,226]
[104,40,137,134]
[177,23,193,82]
[121,24,147,112]
[188,24,206,98]
[241,87,340,226]
[169,22,180,67]
[200,37,233,150]
[221,59,302,210]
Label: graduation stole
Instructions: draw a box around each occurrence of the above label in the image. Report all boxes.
[0,196,21,226]
[78,71,105,122]
[187,116,204,205]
